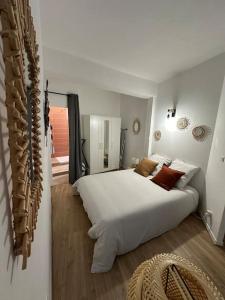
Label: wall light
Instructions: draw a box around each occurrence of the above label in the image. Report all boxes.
[167,108,176,118]
[166,108,176,132]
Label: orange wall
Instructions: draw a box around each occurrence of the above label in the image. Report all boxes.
[49,107,69,157]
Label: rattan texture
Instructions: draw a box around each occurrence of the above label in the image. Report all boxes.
[0,0,43,269]
[127,253,224,300]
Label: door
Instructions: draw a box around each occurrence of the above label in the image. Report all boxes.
[110,117,121,170]
[90,115,103,174]
[49,106,69,158]
[101,117,121,172]
[90,116,121,174]
[103,118,110,171]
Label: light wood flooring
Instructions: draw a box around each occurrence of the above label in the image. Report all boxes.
[52,183,225,300]
[51,157,69,186]
[52,164,69,177]
[51,174,69,186]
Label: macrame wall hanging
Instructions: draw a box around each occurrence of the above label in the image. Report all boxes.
[0,0,43,269]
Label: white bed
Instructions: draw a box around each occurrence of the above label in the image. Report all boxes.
[73,169,198,273]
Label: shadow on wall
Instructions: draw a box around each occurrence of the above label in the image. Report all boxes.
[0,43,16,282]
[189,169,206,212]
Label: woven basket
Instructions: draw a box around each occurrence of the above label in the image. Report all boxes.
[127,253,224,300]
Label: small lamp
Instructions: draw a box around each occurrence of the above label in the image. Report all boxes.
[167,108,176,118]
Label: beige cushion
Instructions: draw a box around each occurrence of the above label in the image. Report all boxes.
[134,158,158,177]
[150,154,172,176]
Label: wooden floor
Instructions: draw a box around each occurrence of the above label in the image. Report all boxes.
[52,163,69,176]
[51,174,69,186]
[52,183,225,300]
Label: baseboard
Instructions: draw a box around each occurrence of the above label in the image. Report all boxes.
[200,213,224,246]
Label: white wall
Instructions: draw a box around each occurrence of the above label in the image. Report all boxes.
[44,47,157,99]
[0,1,52,300]
[120,95,152,168]
[48,80,120,117]
[48,79,152,169]
[205,77,225,245]
[151,53,225,204]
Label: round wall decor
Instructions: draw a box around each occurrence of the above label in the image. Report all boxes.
[133,119,141,135]
[192,125,211,142]
[154,130,161,141]
[177,117,190,130]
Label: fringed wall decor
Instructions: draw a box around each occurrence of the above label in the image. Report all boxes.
[192,125,211,142]
[0,0,43,269]
[132,118,141,135]
[154,130,161,141]
[177,117,190,130]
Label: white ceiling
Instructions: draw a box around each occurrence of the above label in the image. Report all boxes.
[40,0,225,83]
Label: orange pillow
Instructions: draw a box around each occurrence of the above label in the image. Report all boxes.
[134,158,158,177]
[151,164,185,190]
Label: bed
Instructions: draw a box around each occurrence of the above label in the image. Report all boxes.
[73,169,199,273]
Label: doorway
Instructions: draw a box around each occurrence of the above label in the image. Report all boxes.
[49,106,69,185]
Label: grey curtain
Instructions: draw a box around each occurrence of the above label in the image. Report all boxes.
[120,128,127,169]
[67,94,82,184]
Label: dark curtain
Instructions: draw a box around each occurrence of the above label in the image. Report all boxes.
[67,94,82,184]
[120,129,127,169]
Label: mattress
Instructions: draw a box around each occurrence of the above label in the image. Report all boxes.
[73,169,199,273]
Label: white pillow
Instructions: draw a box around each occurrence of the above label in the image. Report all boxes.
[150,154,172,176]
[170,159,200,189]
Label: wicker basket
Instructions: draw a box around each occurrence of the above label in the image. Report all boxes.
[127,253,224,300]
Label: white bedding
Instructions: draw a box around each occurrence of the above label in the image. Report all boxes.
[73,169,198,273]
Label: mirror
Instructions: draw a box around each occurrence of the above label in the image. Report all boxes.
[104,120,109,168]
[133,119,141,135]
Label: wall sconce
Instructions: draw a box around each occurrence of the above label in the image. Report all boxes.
[167,108,176,118]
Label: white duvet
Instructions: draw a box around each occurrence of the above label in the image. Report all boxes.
[73,169,198,273]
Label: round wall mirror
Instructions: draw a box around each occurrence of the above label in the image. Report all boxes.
[133,119,141,135]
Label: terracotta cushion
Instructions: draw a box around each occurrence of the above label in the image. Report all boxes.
[151,164,185,190]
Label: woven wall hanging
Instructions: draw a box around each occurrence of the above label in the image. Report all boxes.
[192,125,211,142]
[177,117,190,130]
[133,118,141,135]
[154,130,161,141]
[0,0,43,269]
